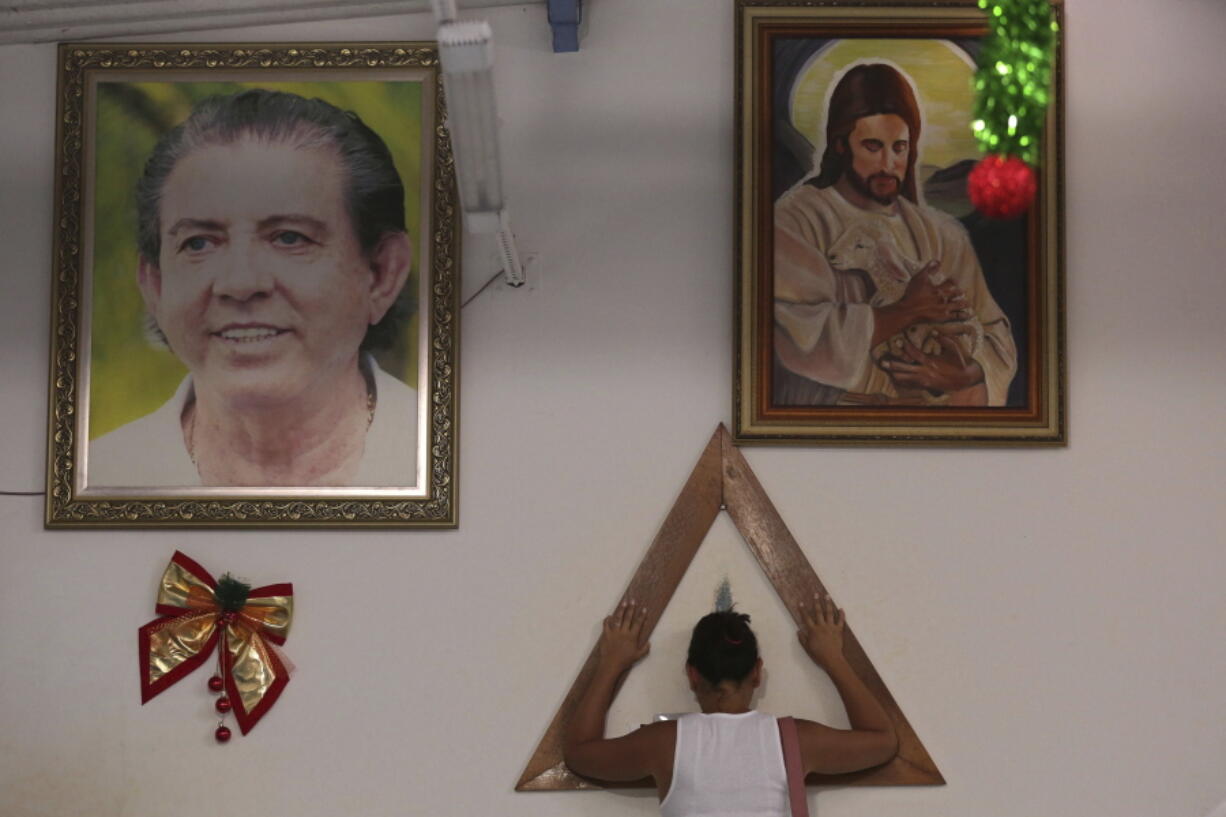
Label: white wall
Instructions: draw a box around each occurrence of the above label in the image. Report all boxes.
[2,1,1224,816]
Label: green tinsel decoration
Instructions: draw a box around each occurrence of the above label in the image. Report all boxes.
[971,0,1058,166]
[214,573,252,612]
[714,577,734,612]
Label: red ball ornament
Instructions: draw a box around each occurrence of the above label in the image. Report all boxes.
[214,725,232,743]
[208,675,224,692]
[215,697,232,714]
[968,155,1036,220]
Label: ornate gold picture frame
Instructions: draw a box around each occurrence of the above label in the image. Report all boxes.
[734,1,1065,445]
[47,43,459,527]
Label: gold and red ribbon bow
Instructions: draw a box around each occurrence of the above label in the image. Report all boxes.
[139,551,293,737]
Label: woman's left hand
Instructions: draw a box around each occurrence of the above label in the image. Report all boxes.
[596,600,650,674]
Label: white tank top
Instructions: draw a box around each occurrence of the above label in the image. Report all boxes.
[659,711,789,817]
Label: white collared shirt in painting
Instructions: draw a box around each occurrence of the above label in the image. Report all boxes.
[87,355,418,489]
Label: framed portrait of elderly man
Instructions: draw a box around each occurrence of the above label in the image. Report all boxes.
[46,43,460,527]
[733,1,1066,445]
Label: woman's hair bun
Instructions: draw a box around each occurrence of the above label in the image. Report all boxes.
[687,610,759,686]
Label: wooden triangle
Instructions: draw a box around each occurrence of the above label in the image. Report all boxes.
[516,424,944,791]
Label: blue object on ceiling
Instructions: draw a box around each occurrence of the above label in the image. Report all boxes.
[547,0,581,52]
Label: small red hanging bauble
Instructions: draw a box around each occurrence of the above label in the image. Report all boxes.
[968,154,1036,220]
[215,725,232,743]
[208,675,224,692]
[215,697,232,714]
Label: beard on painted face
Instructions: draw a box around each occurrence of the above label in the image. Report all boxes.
[846,165,903,206]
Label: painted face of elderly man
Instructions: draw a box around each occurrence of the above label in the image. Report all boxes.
[90,89,418,488]
[773,62,1018,407]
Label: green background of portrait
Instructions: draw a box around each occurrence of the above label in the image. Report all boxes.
[89,80,423,439]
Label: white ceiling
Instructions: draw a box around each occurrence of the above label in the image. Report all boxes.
[1,0,541,45]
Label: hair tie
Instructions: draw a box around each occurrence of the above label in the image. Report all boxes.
[723,633,743,645]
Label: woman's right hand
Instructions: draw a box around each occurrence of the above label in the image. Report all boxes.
[596,600,650,675]
[798,594,846,670]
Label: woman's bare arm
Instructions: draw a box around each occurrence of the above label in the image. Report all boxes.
[563,601,671,784]
[795,595,898,774]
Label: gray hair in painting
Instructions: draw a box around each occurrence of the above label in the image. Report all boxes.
[134,88,413,351]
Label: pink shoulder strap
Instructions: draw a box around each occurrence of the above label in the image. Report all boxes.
[777,716,810,817]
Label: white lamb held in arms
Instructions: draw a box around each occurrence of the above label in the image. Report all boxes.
[824,220,984,364]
